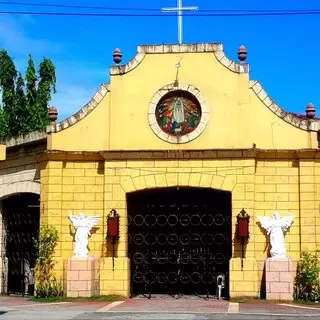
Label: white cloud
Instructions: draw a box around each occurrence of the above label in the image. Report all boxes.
[0,16,107,120]
[0,16,61,57]
[50,83,98,121]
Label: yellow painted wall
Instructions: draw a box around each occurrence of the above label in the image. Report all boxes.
[40,160,105,284]
[48,51,313,152]
[41,155,317,298]
[40,46,319,299]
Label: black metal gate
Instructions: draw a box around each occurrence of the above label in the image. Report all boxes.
[2,193,40,296]
[127,187,232,299]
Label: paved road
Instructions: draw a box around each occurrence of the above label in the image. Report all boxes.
[1,311,320,320]
[1,297,320,320]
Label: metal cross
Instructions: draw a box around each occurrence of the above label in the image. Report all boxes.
[162,0,199,45]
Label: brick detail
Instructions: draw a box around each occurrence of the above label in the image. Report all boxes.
[120,173,237,193]
[265,257,294,301]
[0,181,40,199]
[66,256,100,298]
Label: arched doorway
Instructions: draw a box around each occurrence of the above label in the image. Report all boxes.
[2,193,40,296]
[127,187,232,299]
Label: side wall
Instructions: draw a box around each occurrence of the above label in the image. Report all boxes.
[42,156,317,298]
[40,160,105,287]
[0,157,41,294]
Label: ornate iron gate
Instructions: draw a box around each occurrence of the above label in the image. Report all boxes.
[2,194,40,296]
[127,187,232,299]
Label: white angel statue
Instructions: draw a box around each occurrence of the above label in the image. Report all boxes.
[257,212,294,258]
[69,213,99,257]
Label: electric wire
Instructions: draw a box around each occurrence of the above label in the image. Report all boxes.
[0,1,319,17]
[0,11,320,17]
[0,1,319,14]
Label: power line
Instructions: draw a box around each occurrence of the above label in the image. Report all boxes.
[1,10,320,17]
[0,1,159,11]
[0,1,320,14]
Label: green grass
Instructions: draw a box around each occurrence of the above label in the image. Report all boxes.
[29,294,126,303]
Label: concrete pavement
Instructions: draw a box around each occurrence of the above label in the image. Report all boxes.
[1,296,320,319]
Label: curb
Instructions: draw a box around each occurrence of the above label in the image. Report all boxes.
[236,312,320,317]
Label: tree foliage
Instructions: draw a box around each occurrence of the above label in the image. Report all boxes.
[294,251,320,302]
[34,224,63,298]
[0,50,56,138]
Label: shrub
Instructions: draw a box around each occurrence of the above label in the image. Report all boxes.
[34,224,63,298]
[294,251,320,302]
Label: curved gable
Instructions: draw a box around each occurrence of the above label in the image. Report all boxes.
[47,43,319,152]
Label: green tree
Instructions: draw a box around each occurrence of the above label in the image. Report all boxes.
[34,58,56,131]
[0,51,57,137]
[26,54,37,115]
[15,73,29,135]
[0,107,6,138]
[0,49,17,136]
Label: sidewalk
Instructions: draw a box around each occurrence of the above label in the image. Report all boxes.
[97,297,320,316]
[1,296,320,317]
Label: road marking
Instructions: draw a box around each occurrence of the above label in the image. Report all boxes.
[10,302,70,308]
[227,302,239,313]
[96,301,125,312]
[280,303,320,311]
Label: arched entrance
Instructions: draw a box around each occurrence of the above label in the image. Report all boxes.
[2,193,40,296]
[127,187,232,299]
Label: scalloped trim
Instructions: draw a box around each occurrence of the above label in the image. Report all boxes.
[213,50,249,74]
[148,83,209,144]
[109,43,248,76]
[249,80,315,131]
[47,83,110,134]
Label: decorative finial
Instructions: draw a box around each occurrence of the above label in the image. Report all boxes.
[48,106,58,123]
[237,45,247,63]
[113,48,122,65]
[306,103,316,119]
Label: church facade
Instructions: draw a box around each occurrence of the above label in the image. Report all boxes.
[1,43,320,299]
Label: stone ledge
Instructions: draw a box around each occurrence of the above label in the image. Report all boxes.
[0,131,47,149]
[109,43,248,75]
[42,148,320,162]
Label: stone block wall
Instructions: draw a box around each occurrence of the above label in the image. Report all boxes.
[66,257,100,297]
[40,160,105,285]
[41,154,319,299]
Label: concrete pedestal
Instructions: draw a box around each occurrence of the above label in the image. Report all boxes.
[66,256,100,298]
[265,257,293,301]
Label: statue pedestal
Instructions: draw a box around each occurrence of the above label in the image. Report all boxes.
[265,257,293,301]
[66,256,100,298]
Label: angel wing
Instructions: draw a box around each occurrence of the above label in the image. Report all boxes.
[280,216,294,231]
[86,216,99,229]
[256,216,273,232]
[68,215,79,225]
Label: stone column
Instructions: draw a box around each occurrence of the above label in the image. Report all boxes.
[265,257,294,300]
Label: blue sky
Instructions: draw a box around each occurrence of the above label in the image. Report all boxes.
[0,0,319,121]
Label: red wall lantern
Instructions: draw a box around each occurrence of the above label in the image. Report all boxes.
[236,208,250,241]
[107,209,120,241]
[107,209,119,271]
[236,209,250,271]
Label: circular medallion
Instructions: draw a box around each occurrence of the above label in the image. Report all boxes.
[148,83,209,144]
[156,91,202,136]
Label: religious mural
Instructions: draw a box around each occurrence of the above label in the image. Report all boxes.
[155,91,202,136]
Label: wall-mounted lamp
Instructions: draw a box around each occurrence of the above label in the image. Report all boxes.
[107,209,120,270]
[236,208,250,271]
